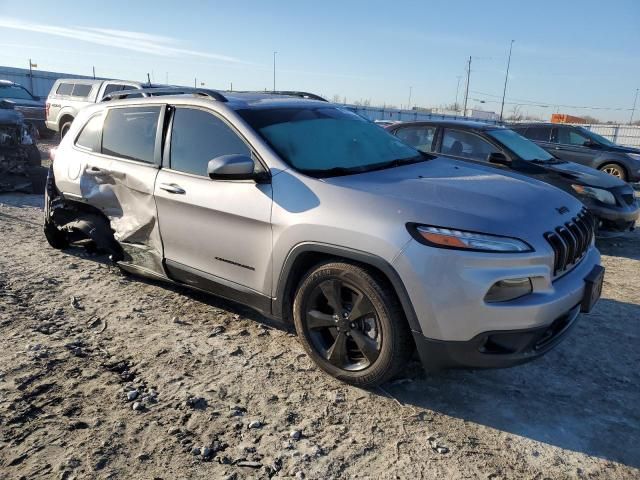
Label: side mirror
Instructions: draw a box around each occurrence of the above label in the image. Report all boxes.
[487,152,511,166]
[207,154,256,180]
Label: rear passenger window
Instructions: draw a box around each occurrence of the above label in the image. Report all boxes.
[71,84,93,98]
[56,83,73,95]
[170,107,250,176]
[395,126,436,152]
[441,129,499,161]
[75,114,103,152]
[102,106,161,163]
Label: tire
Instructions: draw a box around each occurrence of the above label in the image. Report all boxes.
[292,261,413,387]
[26,144,41,167]
[599,163,627,182]
[60,121,72,139]
[43,220,69,249]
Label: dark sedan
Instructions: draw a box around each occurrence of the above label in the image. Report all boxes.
[511,123,640,183]
[386,120,639,233]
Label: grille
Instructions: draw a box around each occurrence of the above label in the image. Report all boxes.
[15,106,45,121]
[544,208,594,276]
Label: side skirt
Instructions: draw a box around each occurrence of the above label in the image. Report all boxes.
[164,259,273,317]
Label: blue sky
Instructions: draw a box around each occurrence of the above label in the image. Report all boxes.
[1,0,639,121]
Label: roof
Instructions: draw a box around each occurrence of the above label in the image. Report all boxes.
[389,119,504,131]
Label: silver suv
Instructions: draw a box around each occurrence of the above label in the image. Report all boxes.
[43,89,604,386]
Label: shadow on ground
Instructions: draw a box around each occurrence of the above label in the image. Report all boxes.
[388,297,640,468]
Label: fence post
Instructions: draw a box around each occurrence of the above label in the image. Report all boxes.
[613,125,619,144]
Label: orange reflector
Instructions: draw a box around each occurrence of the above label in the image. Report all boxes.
[421,232,467,248]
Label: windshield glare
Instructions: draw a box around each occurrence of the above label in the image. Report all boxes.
[239,107,420,175]
[0,85,34,101]
[577,127,616,147]
[487,128,554,161]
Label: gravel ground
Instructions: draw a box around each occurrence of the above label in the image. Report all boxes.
[0,140,638,478]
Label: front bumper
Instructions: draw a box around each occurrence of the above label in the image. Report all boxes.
[412,303,581,370]
[588,202,639,232]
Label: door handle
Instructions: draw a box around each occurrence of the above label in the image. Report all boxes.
[159,183,186,194]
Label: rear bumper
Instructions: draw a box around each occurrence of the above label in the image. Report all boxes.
[413,303,581,370]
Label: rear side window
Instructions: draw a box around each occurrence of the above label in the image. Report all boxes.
[523,126,551,142]
[102,106,161,163]
[441,129,499,161]
[170,107,250,176]
[75,114,103,152]
[395,126,436,152]
[56,83,73,95]
[72,84,93,98]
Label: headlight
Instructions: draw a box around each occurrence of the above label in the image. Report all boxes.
[627,153,640,162]
[409,225,532,252]
[571,184,616,206]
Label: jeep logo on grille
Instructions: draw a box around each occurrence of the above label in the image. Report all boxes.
[556,206,570,214]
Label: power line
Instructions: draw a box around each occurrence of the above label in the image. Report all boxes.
[471,89,633,111]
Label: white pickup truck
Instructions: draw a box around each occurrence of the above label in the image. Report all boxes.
[45,79,160,137]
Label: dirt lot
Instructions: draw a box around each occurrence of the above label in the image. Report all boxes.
[0,145,639,479]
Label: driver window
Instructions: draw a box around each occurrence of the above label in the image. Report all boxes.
[395,126,436,152]
[557,127,589,146]
[170,108,251,176]
[441,129,499,161]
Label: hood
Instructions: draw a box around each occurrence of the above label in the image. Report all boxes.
[605,144,640,155]
[512,158,625,189]
[323,157,583,239]
[1,98,44,109]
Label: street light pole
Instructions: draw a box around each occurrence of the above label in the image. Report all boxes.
[630,88,639,124]
[499,40,515,122]
[463,56,471,117]
[273,51,277,91]
[454,75,462,112]
[408,86,412,110]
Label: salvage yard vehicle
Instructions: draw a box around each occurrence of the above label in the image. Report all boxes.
[0,80,49,138]
[387,120,639,233]
[45,78,164,138]
[43,88,604,386]
[511,122,640,183]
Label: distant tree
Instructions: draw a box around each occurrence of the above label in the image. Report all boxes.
[582,115,601,124]
[506,105,523,121]
[331,94,342,104]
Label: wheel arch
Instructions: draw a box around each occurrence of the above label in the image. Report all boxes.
[272,243,422,334]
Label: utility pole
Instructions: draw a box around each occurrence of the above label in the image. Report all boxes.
[499,40,515,122]
[454,75,462,112]
[408,86,412,110]
[194,77,197,88]
[463,56,471,117]
[273,51,277,91]
[630,88,639,124]
[92,66,96,79]
[28,58,36,93]
[147,72,151,85]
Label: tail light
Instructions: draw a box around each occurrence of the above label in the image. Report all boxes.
[45,102,50,118]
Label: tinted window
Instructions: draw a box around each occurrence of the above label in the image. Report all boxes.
[395,126,436,152]
[170,108,250,176]
[556,127,589,146]
[239,107,420,176]
[71,84,93,98]
[441,129,499,161]
[56,83,73,95]
[102,106,161,163]
[103,84,128,96]
[75,114,103,152]
[523,126,551,142]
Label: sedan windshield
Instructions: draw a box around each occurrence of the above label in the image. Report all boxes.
[0,84,34,100]
[239,106,424,176]
[487,128,554,162]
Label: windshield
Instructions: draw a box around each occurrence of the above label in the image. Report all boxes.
[238,106,423,176]
[487,128,554,162]
[576,127,616,147]
[0,84,34,100]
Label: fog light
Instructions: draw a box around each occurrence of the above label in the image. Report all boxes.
[485,278,532,303]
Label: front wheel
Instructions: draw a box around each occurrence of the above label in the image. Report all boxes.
[599,163,627,182]
[292,261,413,387]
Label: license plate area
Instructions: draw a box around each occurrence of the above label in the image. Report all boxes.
[581,265,605,313]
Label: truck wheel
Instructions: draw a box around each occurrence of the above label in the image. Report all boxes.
[292,261,413,387]
[27,144,41,167]
[599,163,627,182]
[43,220,69,249]
[60,121,72,139]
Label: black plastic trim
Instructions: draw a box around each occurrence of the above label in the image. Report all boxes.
[272,242,422,333]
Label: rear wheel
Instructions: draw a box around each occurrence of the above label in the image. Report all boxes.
[599,163,627,182]
[293,261,413,387]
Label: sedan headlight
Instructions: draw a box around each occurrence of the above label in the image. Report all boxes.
[571,184,616,206]
[626,153,640,162]
[409,225,532,252]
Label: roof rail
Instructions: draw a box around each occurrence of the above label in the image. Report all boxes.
[101,87,228,102]
[242,90,328,102]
